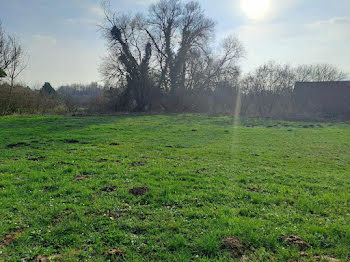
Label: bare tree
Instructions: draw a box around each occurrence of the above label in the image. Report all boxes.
[240,61,296,116]
[171,1,215,92]
[146,0,215,92]
[147,0,182,91]
[6,36,26,87]
[0,22,26,87]
[0,21,27,114]
[101,9,154,111]
[187,36,244,91]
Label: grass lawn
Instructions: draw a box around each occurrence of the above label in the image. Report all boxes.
[0,114,349,261]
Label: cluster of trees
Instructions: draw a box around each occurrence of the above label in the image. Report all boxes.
[100,0,244,112]
[240,62,347,117]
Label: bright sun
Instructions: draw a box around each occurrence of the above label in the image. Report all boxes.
[241,0,270,20]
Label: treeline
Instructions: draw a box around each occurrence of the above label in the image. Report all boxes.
[0,0,348,119]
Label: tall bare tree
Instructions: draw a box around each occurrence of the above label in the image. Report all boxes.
[147,0,182,91]
[0,22,26,87]
[101,9,154,111]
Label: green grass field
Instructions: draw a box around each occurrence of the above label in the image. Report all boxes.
[0,114,349,261]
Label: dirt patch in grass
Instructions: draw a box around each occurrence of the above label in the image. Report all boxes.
[313,255,339,261]
[101,186,117,192]
[221,236,247,258]
[196,168,208,173]
[0,228,25,247]
[36,254,62,261]
[129,187,150,196]
[64,139,80,144]
[109,142,120,146]
[131,161,147,167]
[104,248,125,257]
[56,161,68,165]
[284,200,295,206]
[28,156,46,161]
[7,142,30,148]
[248,187,260,192]
[281,234,309,251]
[75,173,93,181]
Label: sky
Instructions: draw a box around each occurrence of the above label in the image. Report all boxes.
[0,0,349,87]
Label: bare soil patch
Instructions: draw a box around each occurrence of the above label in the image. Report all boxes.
[281,234,309,251]
[0,228,25,247]
[196,168,208,173]
[64,139,80,144]
[28,156,46,161]
[131,161,147,167]
[248,187,260,192]
[101,186,117,192]
[75,173,93,181]
[129,187,150,196]
[7,142,29,148]
[313,255,339,261]
[104,248,125,257]
[36,254,62,261]
[221,236,247,258]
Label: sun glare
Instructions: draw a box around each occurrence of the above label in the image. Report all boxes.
[241,0,270,20]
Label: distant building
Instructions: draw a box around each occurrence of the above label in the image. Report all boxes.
[294,81,350,118]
